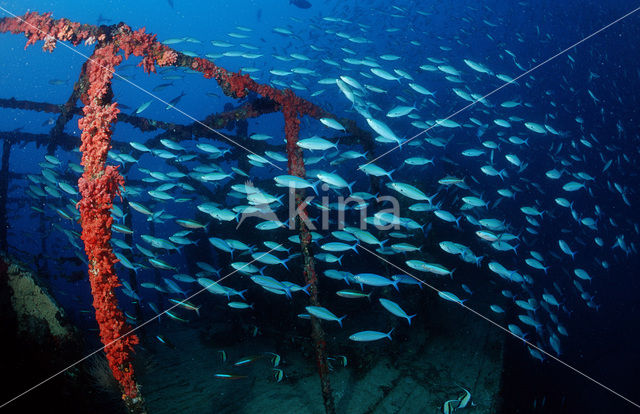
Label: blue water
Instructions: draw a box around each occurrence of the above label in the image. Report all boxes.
[1,1,640,413]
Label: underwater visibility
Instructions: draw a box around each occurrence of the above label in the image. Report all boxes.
[0,1,639,413]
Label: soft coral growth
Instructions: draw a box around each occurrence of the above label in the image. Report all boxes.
[0,12,91,52]
[76,43,139,400]
[116,25,178,73]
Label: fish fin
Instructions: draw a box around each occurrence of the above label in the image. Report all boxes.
[386,328,395,340]
[386,168,395,181]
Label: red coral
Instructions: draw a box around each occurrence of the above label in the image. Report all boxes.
[157,50,177,67]
[55,20,73,41]
[189,57,257,99]
[0,12,93,51]
[42,35,56,52]
[76,43,139,400]
[80,43,122,108]
[185,55,327,121]
[115,25,178,73]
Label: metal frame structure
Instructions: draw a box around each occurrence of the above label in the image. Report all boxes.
[0,11,375,413]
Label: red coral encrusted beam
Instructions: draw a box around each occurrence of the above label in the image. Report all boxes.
[76,42,144,410]
[0,11,94,51]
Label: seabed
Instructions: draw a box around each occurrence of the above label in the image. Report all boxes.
[2,252,504,414]
[138,291,504,413]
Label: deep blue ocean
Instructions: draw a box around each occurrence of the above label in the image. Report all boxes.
[0,1,639,413]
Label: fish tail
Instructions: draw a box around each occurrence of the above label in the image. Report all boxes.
[386,168,395,181]
[281,258,290,270]
[386,328,395,340]
[284,286,293,299]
